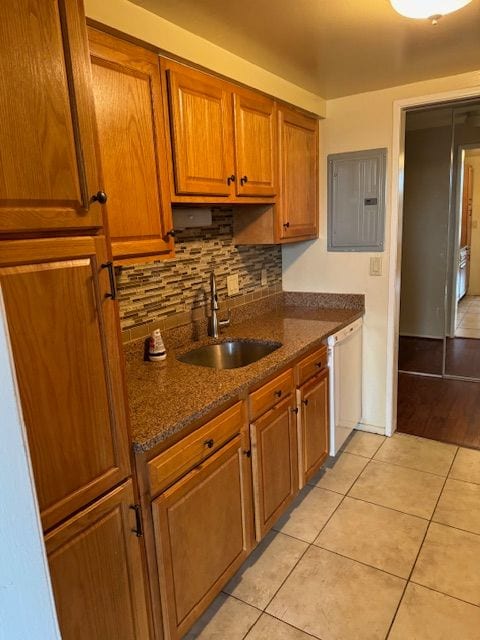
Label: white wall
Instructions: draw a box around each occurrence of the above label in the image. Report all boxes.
[84,0,325,117]
[0,294,60,640]
[283,70,480,433]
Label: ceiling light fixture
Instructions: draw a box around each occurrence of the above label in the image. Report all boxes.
[390,0,472,24]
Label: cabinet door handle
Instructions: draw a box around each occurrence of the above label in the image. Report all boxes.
[243,450,251,458]
[283,221,290,229]
[240,175,248,185]
[227,174,236,185]
[316,361,323,368]
[291,407,299,415]
[274,389,282,398]
[302,399,309,406]
[130,504,143,537]
[101,261,117,300]
[91,190,108,204]
[204,438,214,449]
[164,229,176,239]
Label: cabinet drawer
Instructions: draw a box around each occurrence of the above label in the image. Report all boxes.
[249,369,294,421]
[148,402,243,497]
[296,345,327,386]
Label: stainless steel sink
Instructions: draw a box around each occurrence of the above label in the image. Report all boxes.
[177,339,282,369]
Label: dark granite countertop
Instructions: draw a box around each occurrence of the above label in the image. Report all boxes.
[124,298,363,453]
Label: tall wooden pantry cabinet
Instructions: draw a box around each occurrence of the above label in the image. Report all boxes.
[0,1,149,638]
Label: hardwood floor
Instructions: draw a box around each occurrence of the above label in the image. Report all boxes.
[445,337,480,378]
[397,373,480,450]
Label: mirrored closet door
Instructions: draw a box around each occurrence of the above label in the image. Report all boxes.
[399,101,480,381]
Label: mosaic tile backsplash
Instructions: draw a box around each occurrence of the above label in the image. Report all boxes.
[117,210,282,331]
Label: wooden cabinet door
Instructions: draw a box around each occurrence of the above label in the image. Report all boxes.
[46,480,150,640]
[0,235,130,531]
[250,395,298,540]
[88,29,174,263]
[277,106,318,240]
[0,0,103,233]
[233,91,277,197]
[165,62,234,196]
[297,369,329,488]
[152,436,253,639]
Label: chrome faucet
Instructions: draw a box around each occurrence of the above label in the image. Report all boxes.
[208,272,230,338]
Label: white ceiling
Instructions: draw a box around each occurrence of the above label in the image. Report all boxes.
[129,0,480,99]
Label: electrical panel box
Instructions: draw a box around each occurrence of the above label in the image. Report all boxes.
[328,148,386,252]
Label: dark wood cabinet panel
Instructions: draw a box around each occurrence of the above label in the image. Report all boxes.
[233,91,277,197]
[46,481,150,640]
[278,106,318,240]
[89,28,173,262]
[152,436,252,639]
[250,395,298,540]
[0,0,103,233]
[297,369,329,487]
[0,235,130,531]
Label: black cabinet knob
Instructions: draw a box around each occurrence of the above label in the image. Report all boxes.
[283,221,290,229]
[92,190,108,204]
[204,438,214,449]
[227,174,236,185]
[240,175,248,186]
[165,229,176,239]
[274,389,282,398]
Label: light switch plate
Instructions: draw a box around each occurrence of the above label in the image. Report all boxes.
[370,256,382,276]
[227,274,240,296]
[261,268,268,287]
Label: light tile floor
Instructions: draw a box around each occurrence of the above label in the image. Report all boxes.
[184,431,480,640]
[456,295,480,338]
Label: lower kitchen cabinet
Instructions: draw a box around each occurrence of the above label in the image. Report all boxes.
[45,480,150,640]
[152,435,253,639]
[250,395,298,540]
[297,368,329,487]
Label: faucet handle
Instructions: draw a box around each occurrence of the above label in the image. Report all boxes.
[219,308,231,328]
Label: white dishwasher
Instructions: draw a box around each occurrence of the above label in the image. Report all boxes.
[327,317,363,456]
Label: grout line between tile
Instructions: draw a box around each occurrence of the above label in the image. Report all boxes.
[343,493,432,521]
[369,455,456,479]
[255,482,352,626]
[407,579,480,610]
[385,444,460,639]
[308,544,410,582]
[242,611,324,640]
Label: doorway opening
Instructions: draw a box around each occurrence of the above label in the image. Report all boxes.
[396,100,480,449]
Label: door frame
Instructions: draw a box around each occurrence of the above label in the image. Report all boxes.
[385,86,480,437]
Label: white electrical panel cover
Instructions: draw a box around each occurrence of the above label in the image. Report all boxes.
[328,148,386,252]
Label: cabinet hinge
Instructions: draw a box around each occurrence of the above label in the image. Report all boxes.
[130,504,144,537]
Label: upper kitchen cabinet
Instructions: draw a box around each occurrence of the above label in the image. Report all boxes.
[162,59,277,202]
[277,105,319,240]
[233,105,319,244]
[88,28,174,263]
[0,0,104,234]
[164,60,234,198]
[0,235,131,531]
[233,90,277,197]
